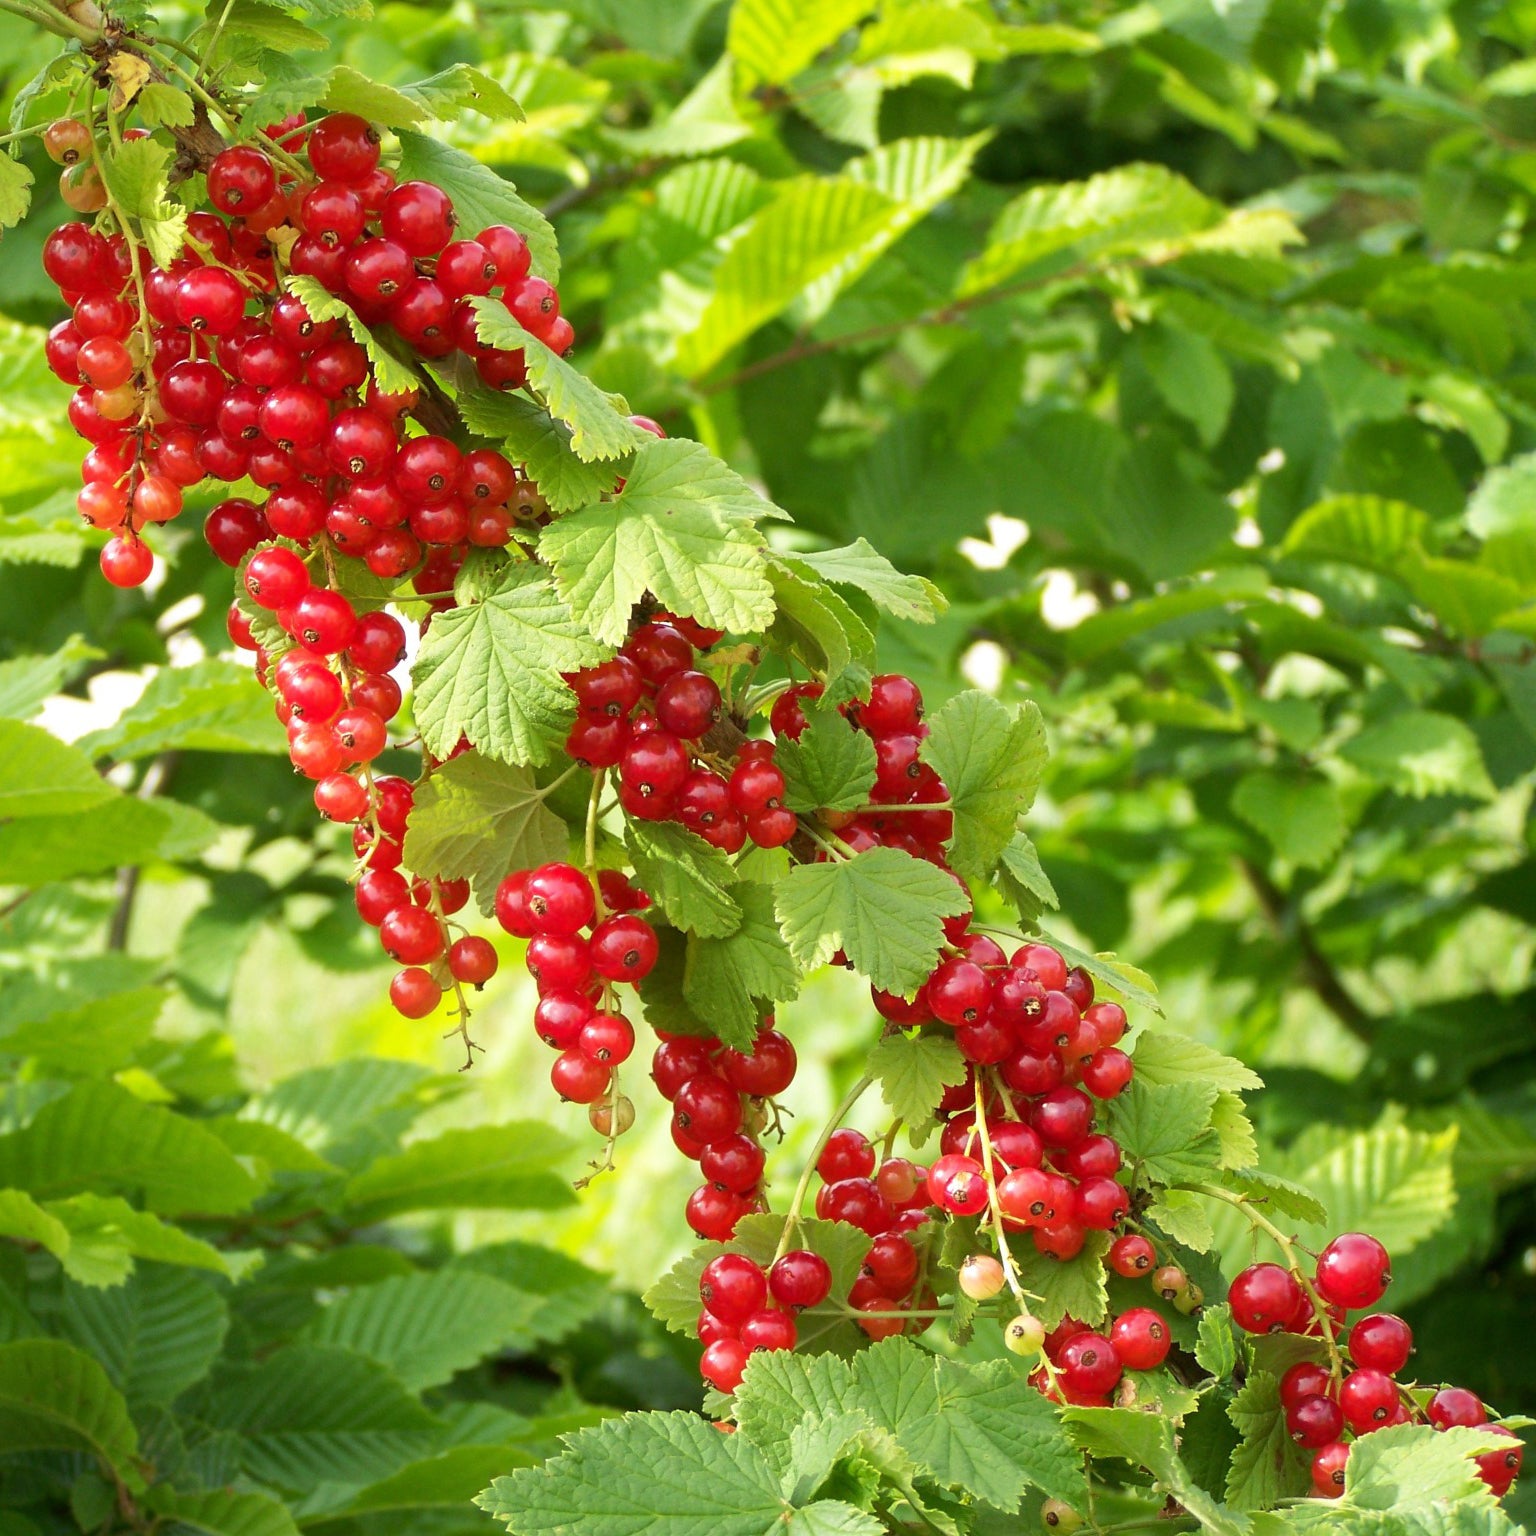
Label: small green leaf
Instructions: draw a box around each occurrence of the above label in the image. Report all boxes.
[1010,1230,1111,1330]
[0,1339,140,1485]
[1131,1032,1262,1093]
[626,820,742,939]
[1231,770,1348,869]
[147,1489,299,1536]
[1225,1371,1309,1509]
[867,1032,967,1129]
[99,137,171,219]
[1147,1188,1215,1251]
[285,275,420,396]
[1195,1304,1237,1379]
[1340,710,1496,800]
[0,154,34,229]
[1343,1423,1513,1511]
[774,846,969,996]
[921,693,1047,877]
[411,563,608,767]
[134,82,196,127]
[402,753,571,914]
[727,0,874,85]
[1106,1079,1222,1185]
[0,720,116,818]
[1281,494,1430,570]
[994,830,1059,922]
[777,704,876,813]
[1216,1168,1328,1226]
[682,885,802,1050]
[789,539,945,624]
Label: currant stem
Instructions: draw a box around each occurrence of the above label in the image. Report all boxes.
[972,1076,1029,1307]
[770,1072,873,1266]
[584,768,607,918]
[1184,1181,1345,1380]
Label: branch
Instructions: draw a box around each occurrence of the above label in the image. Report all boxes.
[1241,858,1375,1043]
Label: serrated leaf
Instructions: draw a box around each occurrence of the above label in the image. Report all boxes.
[683,884,801,1049]
[777,704,876,813]
[395,132,556,279]
[284,275,419,395]
[59,1266,227,1405]
[402,753,570,914]
[76,659,283,760]
[412,563,607,767]
[1216,1168,1328,1226]
[1340,710,1495,801]
[775,846,969,995]
[134,82,195,127]
[727,0,873,85]
[0,1339,140,1484]
[450,378,623,512]
[1281,495,1429,570]
[478,1410,786,1536]
[1212,1092,1259,1170]
[994,830,1059,922]
[1010,1229,1111,1330]
[1195,1304,1237,1378]
[0,634,100,719]
[472,299,645,460]
[766,562,877,696]
[1148,1188,1215,1251]
[539,438,777,645]
[1231,771,1348,869]
[1106,1079,1222,1185]
[921,693,1047,878]
[342,1123,576,1220]
[0,154,34,229]
[98,136,171,219]
[46,1195,237,1286]
[405,63,526,122]
[1343,1423,1511,1511]
[867,1032,967,1129]
[626,819,742,938]
[304,1270,539,1390]
[1131,1032,1263,1093]
[1226,1371,1309,1509]
[320,64,433,126]
[0,720,117,818]
[204,1345,438,1490]
[150,1488,299,1536]
[790,539,945,624]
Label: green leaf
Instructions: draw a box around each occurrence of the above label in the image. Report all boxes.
[0,1189,69,1261]
[150,1489,299,1536]
[1195,1304,1238,1378]
[1231,771,1348,869]
[0,1082,258,1216]
[726,0,873,85]
[1132,1033,1263,1093]
[395,131,557,281]
[0,635,99,719]
[1466,452,1536,540]
[305,1269,540,1390]
[1340,710,1496,800]
[539,438,777,646]
[777,704,876,813]
[204,1344,438,1490]
[411,563,608,767]
[1216,1168,1328,1226]
[402,63,526,122]
[98,137,171,219]
[994,830,1059,922]
[471,300,646,460]
[1212,1092,1259,1170]
[1010,1230,1112,1330]
[46,1194,237,1286]
[284,275,420,396]
[1342,1423,1511,1511]
[451,380,623,512]
[1106,1079,1222,1184]
[1147,1188,1215,1251]
[134,82,195,127]
[342,1123,576,1220]
[1281,494,1430,570]
[0,154,34,230]
[867,1032,967,1129]
[775,846,969,995]
[1226,1371,1309,1509]
[59,1266,227,1405]
[959,163,1219,296]
[323,1444,539,1519]
[790,539,946,625]
[682,884,802,1050]
[921,693,1047,877]
[1141,323,1233,447]
[402,753,570,914]
[477,1410,787,1536]
[626,819,742,939]
[1036,934,1164,1017]
[75,660,284,760]
[766,562,876,698]
[0,720,115,818]
[0,1339,140,1484]
[605,55,752,158]
[0,795,217,887]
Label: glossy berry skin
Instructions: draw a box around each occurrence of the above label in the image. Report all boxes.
[927,958,990,1026]
[292,589,357,654]
[654,670,721,739]
[1058,1332,1122,1395]
[525,863,595,936]
[1031,1087,1095,1148]
[699,1338,750,1393]
[673,1074,743,1143]
[448,935,499,988]
[687,1183,746,1242]
[589,914,658,982]
[818,1128,876,1182]
[1280,1362,1333,1411]
[1012,942,1068,991]
[389,967,440,1018]
[651,1036,713,1100]
[578,1011,635,1065]
[720,1029,797,1098]
[1311,1442,1349,1498]
[244,546,310,610]
[382,180,456,255]
[1315,1232,1391,1310]
[208,145,277,214]
[700,1253,767,1324]
[307,113,380,182]
[1110,1308,1170,1371]
[1476,1428,1523,1497]
[1073,1176,1130,1230]
[379,904,444,966]
[768,1250,832,1309]
[858,674,922,735]
[205,499,269,565]
[1078,1047,1134,1099]
[1339,1368,1399,1434]
[1288,1394,1345,1449]
[1108,1234,1156,1278]
[1427,1387,1486,1429]
[1229,1263,1304,1334]
[740,1308,797,1353]
[926,1154,988,1216]
[550,1049,609,1104]
[699,1134,766,1194]
[100,536,153,588]
[1348,1313,1412,1374]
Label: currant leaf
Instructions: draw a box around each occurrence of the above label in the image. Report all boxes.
[867,1031,967,1131]
[775,703,876,813]
[682,885,802,1050]
[625,820,742,939]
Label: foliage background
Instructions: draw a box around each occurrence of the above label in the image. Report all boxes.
[1,0,1535,1527]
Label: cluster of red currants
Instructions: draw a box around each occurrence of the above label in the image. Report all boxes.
[1230,1234,1523,1497]
[45,108,570,591]
[494,860,661,1128]
[563,618,797,852]
[696,1246,827,1394]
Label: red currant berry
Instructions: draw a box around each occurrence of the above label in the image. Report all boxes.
[654,670,721,739]
[208,145,277,214]
[768,1250,831,1310]
[1078,1047,1134,1099]
[1288,1394,1345,1449]
[244,546,310,610]
[1315,1233,1391,1310]
[674,1073,743,1143]
[550,1049,609,1104]
[740,1308,796,1353]
[589,914,658,982]
[379,904,444,965]
[1012,942,1068,991]
[1059,1332,1122,1395]
[307,113,381,183]
[1110,1308,1170,1371]
[382,180,456,256]
[700,1253,766,1324]
[525,862,596,936]
[699,1133,766,1194]
[698,1338,749,1393]
[1311,1442,1349,1498]
[720,1029,796,1098]
[857,674,922,735]
[1348,1313,1412,1375]
[1108,1234,1156,1278]
[389,967,441,1018]
[1229,1263,1304,1334]
[100,535,153,587]
[686,1183,746,1242]
[818,1128,876,1182]
[1339,1368,1399,1434]
[1427,1387,1486,1429]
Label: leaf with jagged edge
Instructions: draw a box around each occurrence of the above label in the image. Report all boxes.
[682,885,801,1051]
[1231,770,1349,869]
[994,830,1059,924]
[1280,494,1430,570]
[626,820,742,939]
[402,753,571,915]
[867,1032,967,1130]
[1106,1078,1222,1186]
[1226,1371,1309,1509]
[1009,1230,1111,1330]
[471,299,646,460]
[766,561,876,703]
[0,154,34,230]
[284,276,420,395]
[776,703,876,813]
[726,0,874,86]
[1340,710,1496,801]
[1131,1032,1262,1092]
[411,563,608,768]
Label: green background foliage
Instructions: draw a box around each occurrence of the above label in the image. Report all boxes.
[1,0,1535,1529]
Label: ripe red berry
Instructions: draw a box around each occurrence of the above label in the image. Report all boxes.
[1073,1176,1130,1230]
[525,862,595,936]
[926,1153,988,1216]
[1108,1234,1156,1277]
[768,1250,832,1310]
[1348,1313,1412,1375]
[1229,1263,1304,1334]
[1281,1362,1333,1411]
[857,674,922,735]
[1110,1308,1170,1371]
[1012,942,1068,991]
[1031,1086,1095,1148]
[589,914,658,982]
[448,935,498,988]
[382,180,456,256]
[720,1029,797,1098]
[674,1073,743,1143]
[1339,1368,1399,1434]
[818,1127,875,1182]
[1476,1427,1523,1496]
[699,1134,766,1194]
[1288,1394,1345,1448]
[1427,1387,1486,1429]
[313,772,368,822]
[1059,1332,1122,1395]
[652,1036,714,1100]
[1078,1047,1134,1099]
[1311,1442,1349,1498]
[204,498,270,565]
[578,1011,635,1065]
[389,967,441,1018]
[686,1183,746,1242]
[290,588,357,654]
[699,1338,750,1393]
[379,904,444,965]
[100,535,153,588]
[740,1308,796,1353]
[550,1049,609,1104]
[1315,1233,1391,1310]
[244,546,310,610]
[654,670,721,739]
[700,1253,766,1324]
[307,113,381,183]
[208,144,278,214]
